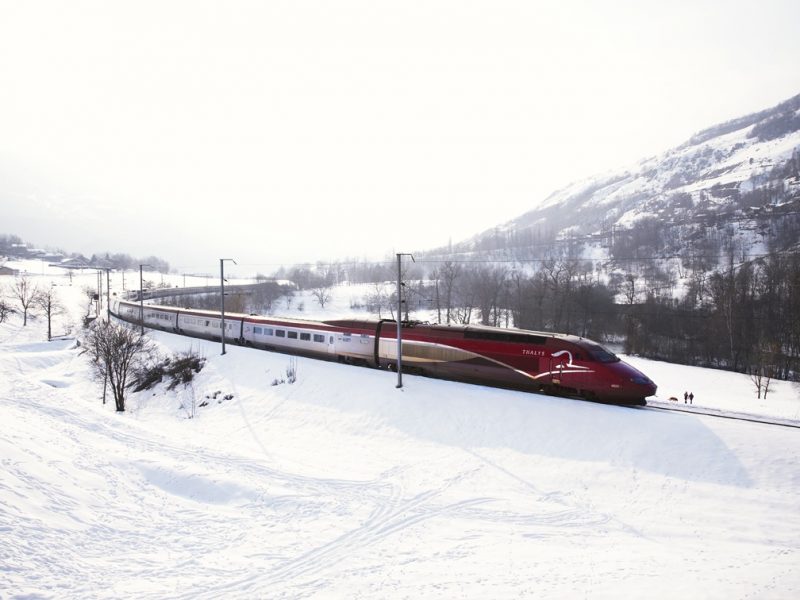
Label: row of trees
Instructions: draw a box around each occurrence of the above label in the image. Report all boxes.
[624,253,800,381]
[0,275,67,340]
[87,253,170,273]
[156,280,299,315]
[357,260,619,344]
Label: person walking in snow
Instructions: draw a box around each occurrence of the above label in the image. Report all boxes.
[684,391,688,404]
[689,392,694,405]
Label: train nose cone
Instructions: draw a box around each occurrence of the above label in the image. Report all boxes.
[617,361,657,397]
[631,375,657,396]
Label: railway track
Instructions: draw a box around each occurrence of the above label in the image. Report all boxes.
[640,401,800,429]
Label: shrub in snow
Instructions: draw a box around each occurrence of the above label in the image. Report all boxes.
[0,298,16,324]
[130,350,206,393]
[271,357,299,386]
[131,358,169,392]
[165,351,206,390]
[198,390,233,407]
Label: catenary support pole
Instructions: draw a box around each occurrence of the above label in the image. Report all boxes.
[106,269,111,320]
[138,264,151,335]
[220,258,237,355]
[396,254,402,388]
[395,253,415,388]
[139,266,144,334]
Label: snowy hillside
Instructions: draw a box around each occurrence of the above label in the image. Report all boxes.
[452,93,800,262]
[2,267,800,598]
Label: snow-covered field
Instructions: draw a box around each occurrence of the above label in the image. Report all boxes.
[2,265,800,598]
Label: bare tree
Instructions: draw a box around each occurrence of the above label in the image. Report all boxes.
[251,281,285,313]
[366,282,393,319]
[620,274,638,305]
[311,285,333,309]
[471,265,508,325]
[750,341,777,400]
[0,283,15,324]
[284,289,295,310]
[430,268,442,323]
[10,276,40,326]
[81,285,97,318]
[750,366,773,400]
[438,261,462,324]
[34,286,66,341]
[83,321,156,412]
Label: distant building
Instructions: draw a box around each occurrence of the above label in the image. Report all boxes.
[59,257,91,270]
[9,243,30,257]
[0,265,19,277]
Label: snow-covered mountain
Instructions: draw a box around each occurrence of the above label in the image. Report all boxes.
[453,93,800,263]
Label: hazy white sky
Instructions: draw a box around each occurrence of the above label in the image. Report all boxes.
[2,0,799,272]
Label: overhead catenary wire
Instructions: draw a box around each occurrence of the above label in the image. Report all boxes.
[171,248,800,276]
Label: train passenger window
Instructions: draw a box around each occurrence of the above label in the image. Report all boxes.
[313,334,325,343]
[300,333,311,341]
[288,331,298,339]
[276,330,285,337]
[254,326,262,334]
[265,328,274,336]
[329,336,334,344]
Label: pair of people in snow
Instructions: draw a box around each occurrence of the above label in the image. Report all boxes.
[683,391,694,404]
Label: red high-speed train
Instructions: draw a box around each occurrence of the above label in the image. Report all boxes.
[112,298,657,405]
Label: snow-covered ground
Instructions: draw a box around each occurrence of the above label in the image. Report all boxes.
[2,266,800,598]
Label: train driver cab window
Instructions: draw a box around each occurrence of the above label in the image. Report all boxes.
[586,344,619,363]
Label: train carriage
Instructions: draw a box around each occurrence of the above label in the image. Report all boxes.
[110,298,656,405]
